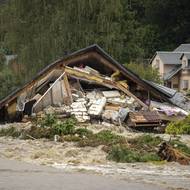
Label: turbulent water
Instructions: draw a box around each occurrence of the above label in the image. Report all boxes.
[0,135,189,189]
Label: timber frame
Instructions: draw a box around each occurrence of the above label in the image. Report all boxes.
[0,44,174,122]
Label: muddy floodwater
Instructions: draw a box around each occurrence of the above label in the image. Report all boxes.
[0,136,190,190]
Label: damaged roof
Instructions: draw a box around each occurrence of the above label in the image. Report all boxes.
[0,44,174,109]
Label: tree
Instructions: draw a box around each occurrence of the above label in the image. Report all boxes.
[125,62,162,84]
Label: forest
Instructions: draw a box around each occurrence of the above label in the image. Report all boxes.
[0,0,190,99]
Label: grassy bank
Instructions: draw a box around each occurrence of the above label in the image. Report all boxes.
[1,114,190,163]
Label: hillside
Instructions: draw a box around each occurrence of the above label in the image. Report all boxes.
[0,0,190,99]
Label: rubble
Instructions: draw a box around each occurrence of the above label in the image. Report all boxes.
[1,45,189,131]
[158,142,190,165]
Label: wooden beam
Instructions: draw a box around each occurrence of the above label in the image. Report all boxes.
[62,74,73,104]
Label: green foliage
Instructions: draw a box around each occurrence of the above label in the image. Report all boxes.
[129,135,163,147]
[95,130,124,145]
[0,52,5,69]
[38,114,77,135]
[165,116,190,135]
[52,118,76,135]
[106,134,162,163]
[0,67,22,99]
[125,62,162,83]
[39,114,57,128]
[107,145,160,163]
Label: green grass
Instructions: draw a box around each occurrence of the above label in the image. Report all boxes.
[78,130,125,147]
[107,144,160,163]
[1,119,190,164]
[128,135,162,148]
[74,128,93,138]
[165,115,190,135]
[0,127,21,138]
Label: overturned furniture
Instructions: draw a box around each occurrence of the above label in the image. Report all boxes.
[0,44,188,124]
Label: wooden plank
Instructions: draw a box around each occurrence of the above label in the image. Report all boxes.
[62,74,73,104]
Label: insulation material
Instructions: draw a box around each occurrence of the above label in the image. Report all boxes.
[52,80,64,106]
[107,97,127,106]
[102,90,121,98]
[88,97,106,116]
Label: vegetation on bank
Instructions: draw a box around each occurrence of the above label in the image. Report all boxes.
[166,115,190,135]
[1,114,190,163]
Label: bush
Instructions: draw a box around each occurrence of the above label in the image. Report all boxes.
[165,116,190,135]
[107,145,160,163]
[52,119,75,135]
[75,128,93,137]
[38,114,76,136]
[125,62,162,84]
[39,114,57,128]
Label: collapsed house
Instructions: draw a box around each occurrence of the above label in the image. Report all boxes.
[0,45,188,127]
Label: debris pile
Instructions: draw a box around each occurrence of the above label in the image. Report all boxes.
[158,142,190,165]
[0,44,189,130]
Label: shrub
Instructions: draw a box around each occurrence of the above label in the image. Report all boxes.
[39,114,57,128]
[166,116,190,135]
[129,135,162,148]
[107,145,160,163]
[52,117,76,135]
